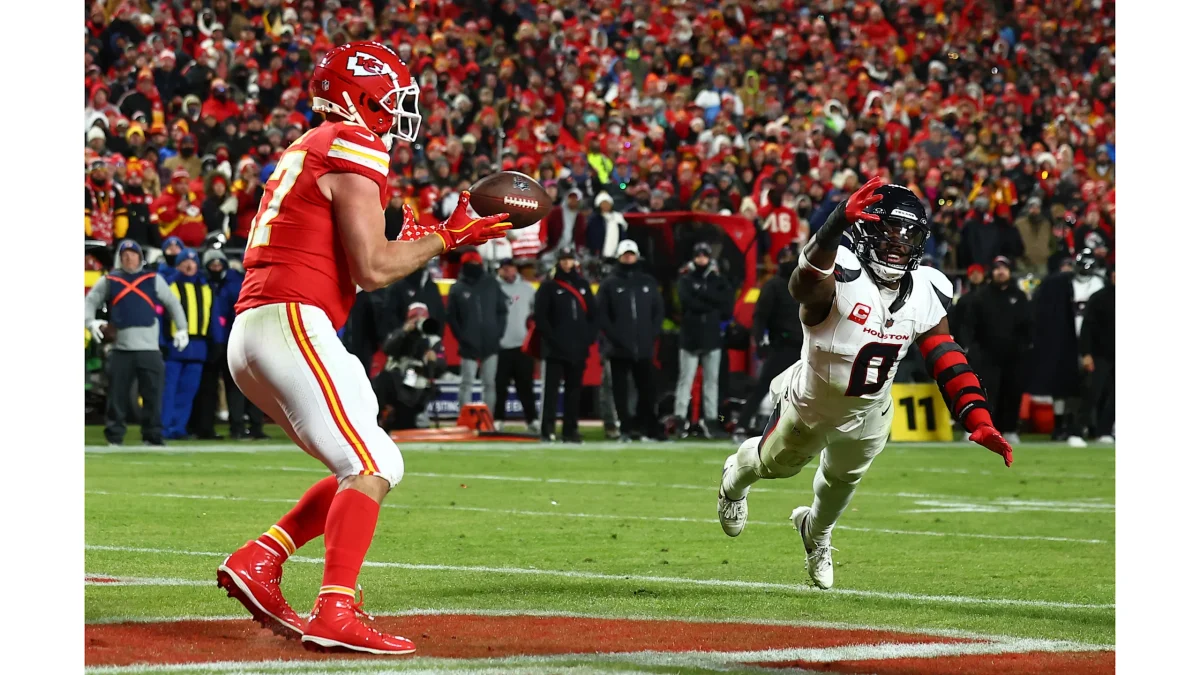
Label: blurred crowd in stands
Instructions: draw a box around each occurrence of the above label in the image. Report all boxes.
[84,0,1116,444]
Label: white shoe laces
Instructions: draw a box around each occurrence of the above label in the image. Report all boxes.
[808,544,837,573]
[719,494,746,522]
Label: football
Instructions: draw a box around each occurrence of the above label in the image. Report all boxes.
[469,171,552,229]
[101,323,118,343]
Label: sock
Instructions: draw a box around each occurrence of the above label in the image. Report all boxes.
[808,461,861,546]
[257,476,339,558]
[722,440,763,500]
[319,487,381,598]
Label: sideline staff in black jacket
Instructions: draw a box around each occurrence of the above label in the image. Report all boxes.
[595,240,664,440]
[1080,268,1115,440]
[447,250,508,413]
[733,245,803,438]
[959,256,1033,439]
[673,242,733,437]
[535,248,596,442]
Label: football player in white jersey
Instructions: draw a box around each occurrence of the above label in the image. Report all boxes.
[717,177,1013,589]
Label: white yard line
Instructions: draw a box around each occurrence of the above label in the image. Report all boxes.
[84,543,1114,611]
[85,574,210,587]
[84,490,1108,544]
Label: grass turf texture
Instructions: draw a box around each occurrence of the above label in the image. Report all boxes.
[85,425,1114,667]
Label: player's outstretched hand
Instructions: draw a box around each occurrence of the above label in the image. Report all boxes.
[396,203,438,241]
[435,191,511,251]
[969,424,1013,467]
[844,176,886,224]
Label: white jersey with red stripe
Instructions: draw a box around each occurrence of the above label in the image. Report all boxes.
[779,247,952,428]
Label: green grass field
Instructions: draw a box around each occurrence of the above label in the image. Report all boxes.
[84,425,1114,674]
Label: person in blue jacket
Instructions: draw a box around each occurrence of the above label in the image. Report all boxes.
[156,236,185,277]
[189,249,268,439]
[160,247,211,439]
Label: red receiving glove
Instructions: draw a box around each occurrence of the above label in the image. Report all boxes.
[433,191,512,252]
[844,175,886,224]
[968,424,1014,467]
[396,203,434,241]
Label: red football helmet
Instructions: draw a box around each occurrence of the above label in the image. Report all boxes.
[310,41,422,144]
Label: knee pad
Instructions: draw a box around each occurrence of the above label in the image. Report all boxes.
[756,414,822,479]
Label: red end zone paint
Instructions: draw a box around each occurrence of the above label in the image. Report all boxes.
[85,614,1112,674]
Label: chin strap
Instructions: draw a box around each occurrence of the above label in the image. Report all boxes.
[918,334,993,432]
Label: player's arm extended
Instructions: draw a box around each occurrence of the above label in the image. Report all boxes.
[326,172,446,292]
[789,177,885,325]
[788,201,844,323]
[915,317,1013,467]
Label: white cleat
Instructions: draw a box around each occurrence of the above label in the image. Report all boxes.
[1097,435,1115,444]
[1004,432,1021,444]
[717,454,747,537]
[790,506,836,589]
[1066,435,1088,448]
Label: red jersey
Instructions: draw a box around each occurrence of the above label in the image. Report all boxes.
[759,205,806,262]
[236,122,390,329]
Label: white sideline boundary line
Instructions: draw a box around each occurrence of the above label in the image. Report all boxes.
[86,574,209,587]
[84,490,1108,544]
[85,606,1113,651]
[84,543,1113,610]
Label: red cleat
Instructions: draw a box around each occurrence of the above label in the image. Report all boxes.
[216,541,305,640]
[301,590,417,655]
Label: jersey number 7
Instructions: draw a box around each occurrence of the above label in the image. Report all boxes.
[845,342,902,396]
[248,150,308,248]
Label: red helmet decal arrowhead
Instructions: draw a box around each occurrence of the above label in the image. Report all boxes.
[347,53,394,77]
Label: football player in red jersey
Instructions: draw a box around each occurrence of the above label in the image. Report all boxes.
[759,187,807,271]
[216,42,511,655]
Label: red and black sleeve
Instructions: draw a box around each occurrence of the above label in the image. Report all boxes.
[917,334,994,432]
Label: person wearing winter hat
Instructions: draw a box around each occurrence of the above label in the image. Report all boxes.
[189,248,268,441]
[159,247,211,440]
[493,258,540,434]
[87,125,108,153]
[84,239,189,446]
[85,156,129,245]
[120,158,158,247]
[594,240,666,441]
[955,256,1033,445]
[151,168,207,247]
[731,243,805,444]
[673,241,733,439]
[157,236,186,277]
[586,191,628,259]
[447,249,508,416]
[534,247,597,443]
